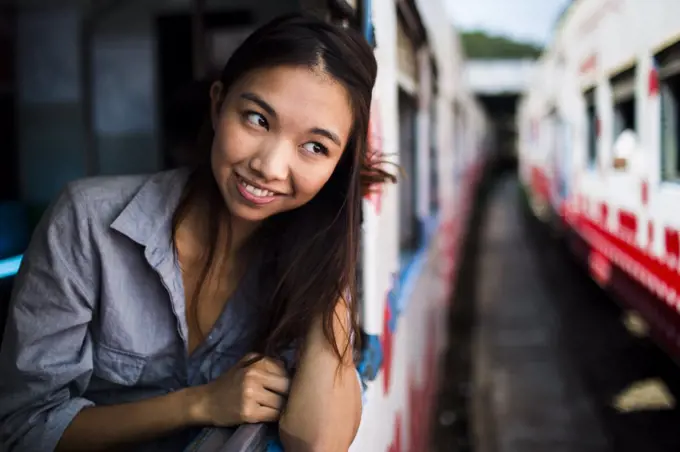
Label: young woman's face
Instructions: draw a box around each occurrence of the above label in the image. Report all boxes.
[210,65,353,224]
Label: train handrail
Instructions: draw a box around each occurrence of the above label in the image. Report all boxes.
[184,424,270,452]
[182,337,373,452]
[223,424,270,451]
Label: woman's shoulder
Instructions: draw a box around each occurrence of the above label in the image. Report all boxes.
[53,168,189,226]
[64,170,166,208]
[24,168,190,258]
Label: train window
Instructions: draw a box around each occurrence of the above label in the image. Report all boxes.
[657,43,680,182]
[429,62,439,214]
[610,67,636,170]
[428,117,438,214]
[398,88,419,255]
[611,67,636,137]
[584,87,597,166]
[660,75,680,181]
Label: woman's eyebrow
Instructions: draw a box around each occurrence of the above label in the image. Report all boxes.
[309,127,341,146]
[241,92,341,146]
[240,92,276,118]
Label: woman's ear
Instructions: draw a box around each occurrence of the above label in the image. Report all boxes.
[209,81,225,130]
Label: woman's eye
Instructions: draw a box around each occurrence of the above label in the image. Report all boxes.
[245,112,268,130]
[302,142,329,155]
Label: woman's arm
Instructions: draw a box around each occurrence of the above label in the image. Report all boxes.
[0,185,101,452]
[0,185,205,452]
[57,354,293,451]
[55,388,206,451]
[279,299,362,452]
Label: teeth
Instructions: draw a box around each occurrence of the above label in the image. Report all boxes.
[240,179,275,197]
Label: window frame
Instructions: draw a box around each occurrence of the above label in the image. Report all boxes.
[656,42,680,183]
[583,87,598,167]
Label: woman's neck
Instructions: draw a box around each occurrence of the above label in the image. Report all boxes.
[175,197,260,268]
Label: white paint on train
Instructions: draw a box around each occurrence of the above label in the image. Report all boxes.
[518,0,680,361]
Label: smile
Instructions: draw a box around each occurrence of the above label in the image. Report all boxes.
[234,174,280,205]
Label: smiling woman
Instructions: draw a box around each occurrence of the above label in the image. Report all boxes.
[209,65,353,222]
[0,14,395,452]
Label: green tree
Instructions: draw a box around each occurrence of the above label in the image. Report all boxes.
[460,30,543,59]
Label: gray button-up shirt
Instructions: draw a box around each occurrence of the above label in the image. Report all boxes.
[0,168,290,452]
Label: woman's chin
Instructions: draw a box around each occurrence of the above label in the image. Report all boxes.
[224,195,280,223]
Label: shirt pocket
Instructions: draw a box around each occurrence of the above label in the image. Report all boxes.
[94,342,148,386]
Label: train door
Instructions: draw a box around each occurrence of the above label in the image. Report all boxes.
[0,7,17,204]
[0,7,25,259]
[0,5,21,345]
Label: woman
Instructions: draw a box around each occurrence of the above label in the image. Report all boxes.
[0,14,394,452]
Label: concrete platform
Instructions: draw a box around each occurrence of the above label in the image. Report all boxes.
[471,177,608,452]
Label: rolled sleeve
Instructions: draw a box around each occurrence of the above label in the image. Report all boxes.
[0,183,98,452]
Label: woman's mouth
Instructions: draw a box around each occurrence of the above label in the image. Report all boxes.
[234,174,279,205]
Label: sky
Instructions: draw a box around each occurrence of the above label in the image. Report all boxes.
[445,0,572,45]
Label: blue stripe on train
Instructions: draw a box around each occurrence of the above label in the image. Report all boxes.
[393,213,440,324]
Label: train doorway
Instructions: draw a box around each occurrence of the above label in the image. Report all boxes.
[0,7,17,203]
[156,10,254,169]
[478,93,519,172]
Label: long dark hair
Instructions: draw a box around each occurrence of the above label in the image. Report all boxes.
[172,14,395,365]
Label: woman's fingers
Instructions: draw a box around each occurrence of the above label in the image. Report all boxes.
[257,357,288,377]
[236,353,291,422]
[247,357,290,394]
[255,388,286,411]
[254,405,281,423]
[260,372,291,396]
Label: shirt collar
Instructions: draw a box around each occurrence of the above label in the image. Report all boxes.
[110,168,191,248]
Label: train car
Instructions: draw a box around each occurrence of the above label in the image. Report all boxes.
[350,1,487,450]
[518,0,680,361]
[0,0,488,450]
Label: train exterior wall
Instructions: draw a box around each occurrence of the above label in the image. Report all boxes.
[7,1,488,450]
[518,0,680,360]
[351,0,487,449]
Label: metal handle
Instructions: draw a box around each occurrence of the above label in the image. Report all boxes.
[184,424,270,452]
[220,424,269,452]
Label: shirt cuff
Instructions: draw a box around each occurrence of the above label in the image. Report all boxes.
[23,397,94,452]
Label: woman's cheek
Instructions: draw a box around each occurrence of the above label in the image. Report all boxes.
[212,130,242,166]
[299,170,334,198]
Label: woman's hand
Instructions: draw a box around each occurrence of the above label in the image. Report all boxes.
[195,353,291,427]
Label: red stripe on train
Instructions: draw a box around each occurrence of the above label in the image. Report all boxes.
[570,211,680,310]
[666,227,679,259]
[618,210,637,236]
[530,166,551,202]
[599,202,609,224]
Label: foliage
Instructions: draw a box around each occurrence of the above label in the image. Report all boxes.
[460,30,543,60]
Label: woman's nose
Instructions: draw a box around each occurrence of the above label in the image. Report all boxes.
[248,140,292,181]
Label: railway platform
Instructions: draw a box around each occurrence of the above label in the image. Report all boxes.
[432,173,680,452]
[470,176,608,452]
